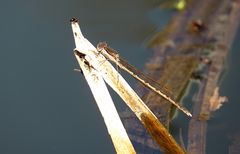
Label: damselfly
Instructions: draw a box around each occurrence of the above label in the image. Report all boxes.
[97,42,192,117]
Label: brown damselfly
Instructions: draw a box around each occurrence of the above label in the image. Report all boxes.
[97,42,192,117]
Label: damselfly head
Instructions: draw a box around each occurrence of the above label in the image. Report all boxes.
[97,42,108,51]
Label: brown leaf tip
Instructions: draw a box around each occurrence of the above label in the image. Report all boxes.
[70,18,79,23]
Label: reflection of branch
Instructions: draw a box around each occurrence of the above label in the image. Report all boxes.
[209,87,228,112]
[179,128,187,151]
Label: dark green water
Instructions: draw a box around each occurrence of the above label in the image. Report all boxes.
[0,1,160,153]
[1,0,239,153]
